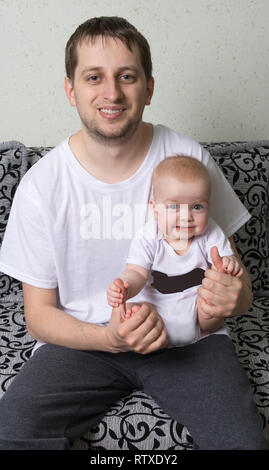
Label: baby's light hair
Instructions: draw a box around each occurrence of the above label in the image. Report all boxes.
[153,155,211,199]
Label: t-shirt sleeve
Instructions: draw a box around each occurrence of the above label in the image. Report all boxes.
[126,220,157,270]
[204,218,235,264]
[203,150,250,237]
[0,185,57,289]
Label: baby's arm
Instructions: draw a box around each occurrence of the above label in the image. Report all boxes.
[107,264,149,308]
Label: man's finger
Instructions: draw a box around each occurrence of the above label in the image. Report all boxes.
[210,246,224,272]
[198,285,228,307]
[201,276,233,296]
[110,303,125,325]
[117,302,127,321]
[121,303,150,332]
[197,296,228,317]
[141,327,168,354]
[204,268,236,287]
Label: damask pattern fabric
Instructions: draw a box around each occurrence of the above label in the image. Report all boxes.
[203,141,269,295]
[0,140,268,449]
[71,391,193,450]
[0,143,50,299]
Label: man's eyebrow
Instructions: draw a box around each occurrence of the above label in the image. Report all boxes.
[80,65,139,75]
[81,67,102,75]
[117,66,139,73]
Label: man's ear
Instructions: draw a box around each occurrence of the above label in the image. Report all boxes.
[64,77,76,107]
[145,77,154,106]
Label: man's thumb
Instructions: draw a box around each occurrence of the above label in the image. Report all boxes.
[210,246,224,272]
[111,302,126,323]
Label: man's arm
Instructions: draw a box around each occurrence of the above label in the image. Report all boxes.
[23,283,168,354]
[228,237,253,314]
[23,283,109,351]
[197,309,224,333]
[197,236,253,318]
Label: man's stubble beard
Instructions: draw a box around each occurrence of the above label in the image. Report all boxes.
[81,114,142,146]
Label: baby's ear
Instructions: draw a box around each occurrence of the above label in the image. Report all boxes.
[149,199,157,219]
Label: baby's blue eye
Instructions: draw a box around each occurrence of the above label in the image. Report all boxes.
[167,203,180,211]
[193,204,203,210]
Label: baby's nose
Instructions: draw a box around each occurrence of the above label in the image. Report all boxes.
[179,204,193,221]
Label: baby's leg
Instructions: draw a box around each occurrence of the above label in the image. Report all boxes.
[125,304,141,320]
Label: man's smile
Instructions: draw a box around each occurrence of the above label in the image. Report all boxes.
[98,106,127,119]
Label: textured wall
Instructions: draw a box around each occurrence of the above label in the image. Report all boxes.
[0,0,268,145]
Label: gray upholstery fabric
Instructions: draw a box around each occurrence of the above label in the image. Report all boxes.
[0,140,268,449]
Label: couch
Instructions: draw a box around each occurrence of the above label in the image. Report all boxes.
[0,139,268,450]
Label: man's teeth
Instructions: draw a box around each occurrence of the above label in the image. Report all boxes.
[100,108,123,114]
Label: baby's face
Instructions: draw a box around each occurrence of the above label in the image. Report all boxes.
[151,175,210,245]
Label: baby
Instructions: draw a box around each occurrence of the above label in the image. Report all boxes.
[107,155,243,346]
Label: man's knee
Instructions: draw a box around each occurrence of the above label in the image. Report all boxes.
[0,383,44,442]
[0,388,69,450]
[223,407,269,450]
[236,421,269,450]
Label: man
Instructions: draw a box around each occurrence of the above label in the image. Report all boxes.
[0,16,267,450]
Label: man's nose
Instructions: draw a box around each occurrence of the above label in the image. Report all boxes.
[103,78,123,102]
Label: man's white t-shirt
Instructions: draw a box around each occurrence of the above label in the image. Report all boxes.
[0,125,250,352]
[126,217,234,347]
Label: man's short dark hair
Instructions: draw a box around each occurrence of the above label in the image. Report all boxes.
[65,16,152,83]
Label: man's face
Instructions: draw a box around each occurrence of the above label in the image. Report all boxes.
[65,36,154,144]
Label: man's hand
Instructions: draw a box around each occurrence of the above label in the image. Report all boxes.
[210,246,243,277]
[105,302,168,354]
[197,245,245,319]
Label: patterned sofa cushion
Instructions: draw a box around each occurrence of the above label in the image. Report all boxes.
[71,391,194,450]
[0,140,268,297]
[0,142,50,298]
[204,141,269,295]
[0,140,269,449]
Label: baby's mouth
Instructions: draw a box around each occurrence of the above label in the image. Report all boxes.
[175,226,193,231]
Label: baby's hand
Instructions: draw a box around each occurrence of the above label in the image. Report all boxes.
[222,255,243,277]
[107,278,129,308]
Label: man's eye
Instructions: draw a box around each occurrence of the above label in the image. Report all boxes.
[88,75,99,82]
[120,74,135,82]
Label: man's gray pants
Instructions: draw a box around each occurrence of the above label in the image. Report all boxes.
[0,335,268,450]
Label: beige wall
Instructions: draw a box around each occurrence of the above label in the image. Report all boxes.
[1,0,268,146]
